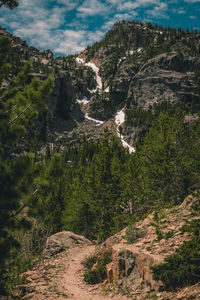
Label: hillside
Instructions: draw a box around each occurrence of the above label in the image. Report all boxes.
[19,195,200,299]
[1,20,200,299]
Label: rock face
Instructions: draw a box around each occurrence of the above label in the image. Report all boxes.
[48,74,76,119]
[127,53,200,109]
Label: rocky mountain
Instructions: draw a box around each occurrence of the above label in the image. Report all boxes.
[1,20,200,150]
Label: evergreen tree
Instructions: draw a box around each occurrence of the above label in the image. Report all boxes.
[29,152,66,234]
[134,109,187,213]
[0,0,18,9]
[0,35,54,295]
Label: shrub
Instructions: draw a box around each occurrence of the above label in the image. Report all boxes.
[82,255,97,270]
[125,224,146,243]
[83,252,112,284]
[151,220,200,290]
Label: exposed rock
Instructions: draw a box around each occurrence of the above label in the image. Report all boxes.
[43,231,92,257]
[48,73,76,119]
[127,53,200,109]
[102,195,200,295]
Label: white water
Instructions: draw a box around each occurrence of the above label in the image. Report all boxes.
[76,57,102,92]
[76,97,89,105]
[105,86,110,93]
[137,47,143,53]
[85,62,102,91]
[115,108,135,153]
[85,113,105,126]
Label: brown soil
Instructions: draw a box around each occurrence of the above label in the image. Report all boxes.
[22,244,130,300]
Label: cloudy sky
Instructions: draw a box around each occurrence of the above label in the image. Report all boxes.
[0,0,199,57]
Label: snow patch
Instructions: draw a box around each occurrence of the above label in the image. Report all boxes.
[130,50,134,55]
[105,86,110,93]
[85,113,104,126]
[119,135,135,153]
[85,61,102,91]
[76,97,90,105]
[115,108,125,126]
[137,47,143,53]
[76,57,85,64]
[115,108,135,153]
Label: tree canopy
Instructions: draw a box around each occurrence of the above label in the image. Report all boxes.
[0,0,18,9]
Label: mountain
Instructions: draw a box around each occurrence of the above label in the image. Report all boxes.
[1,20,200,299]
[1,20,200,149]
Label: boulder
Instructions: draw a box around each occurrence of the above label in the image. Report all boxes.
[43,231,92,257]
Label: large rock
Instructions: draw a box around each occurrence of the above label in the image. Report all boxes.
[43,231,92,257]
[47,73,75,119]
[127,53,200,109]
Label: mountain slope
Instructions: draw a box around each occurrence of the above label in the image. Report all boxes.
[20,194,200,299]
[2,21,200,149]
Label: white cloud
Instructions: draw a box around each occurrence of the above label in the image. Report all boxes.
[55,29,105,55]
[0,0,197,56]
[178,9,186,14]
[146,2,168,19]
[184,0,200,2]
[77,0,109,17]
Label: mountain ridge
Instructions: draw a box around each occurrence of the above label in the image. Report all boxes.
[2,21,200,149]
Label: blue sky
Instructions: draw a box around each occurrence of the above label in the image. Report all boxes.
[0,0,199,57]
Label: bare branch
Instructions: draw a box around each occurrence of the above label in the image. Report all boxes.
[8,102,32,125]
[11,188,39,217]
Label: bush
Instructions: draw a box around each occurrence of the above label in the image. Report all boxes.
[83,252,112,284]
[82,255,97,270]
[125,224,146,243]
[151,220,200,290]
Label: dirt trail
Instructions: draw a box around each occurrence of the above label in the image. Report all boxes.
[57,244,129,300]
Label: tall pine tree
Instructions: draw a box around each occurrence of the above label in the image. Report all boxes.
[0,35,54,295]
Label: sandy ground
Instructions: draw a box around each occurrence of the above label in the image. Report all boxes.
[27,244,130,300]
[56,244,129,300]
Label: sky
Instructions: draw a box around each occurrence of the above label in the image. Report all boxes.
[0,0,199,57]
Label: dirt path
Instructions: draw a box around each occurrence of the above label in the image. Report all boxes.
[22,242,131,299]
[58,244,129,300]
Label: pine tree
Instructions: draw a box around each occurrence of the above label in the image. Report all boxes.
[0,35,54,295]
[0,0,18,9]
[134,109,187,213]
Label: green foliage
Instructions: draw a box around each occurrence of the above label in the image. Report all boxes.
[82,255,97,270]
[0,35,54,296]
[29,152,67,234]
[180,219,200,235]
[133,109,195,214]
[151,222,200,290]
[62,133,133,241]
[0,0,18,9]
[83,252,112,284]
[125,224,146,243]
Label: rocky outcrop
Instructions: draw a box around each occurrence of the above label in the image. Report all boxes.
[48,73,76,119]
[43,231,92,257]
[127,53,200,109]
[99,195,200,295]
